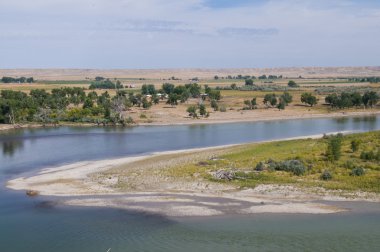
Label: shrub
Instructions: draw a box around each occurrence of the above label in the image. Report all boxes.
[351,140,361,152]
[360,150,376,160]
[350,167,365,176]
[288,80,299,88]
[321,170,333,180]
[125,116,135,124]
[326,134,343,161]
[219,105,227,112]
[255,162,266,171]
[269,159,306,176]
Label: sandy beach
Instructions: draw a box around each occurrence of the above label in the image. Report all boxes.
[7,133,379,217]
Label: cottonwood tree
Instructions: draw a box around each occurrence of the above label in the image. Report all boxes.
[301,93,318,107]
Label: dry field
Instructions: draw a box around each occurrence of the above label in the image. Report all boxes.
[1,66,380,80]
[1,67,379,126]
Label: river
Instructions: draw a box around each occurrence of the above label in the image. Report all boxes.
[1,115,380,251]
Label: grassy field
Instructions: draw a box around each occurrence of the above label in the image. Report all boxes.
[166,131,380,193]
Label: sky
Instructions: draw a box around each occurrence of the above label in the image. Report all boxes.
[0,0,379,69]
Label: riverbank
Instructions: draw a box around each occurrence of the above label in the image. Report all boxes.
[7,132,380,217]
[1,110,380,132]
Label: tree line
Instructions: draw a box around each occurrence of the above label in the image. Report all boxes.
[1,76,34,83]
[325,91,379,109]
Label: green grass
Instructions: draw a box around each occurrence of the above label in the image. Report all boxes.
[169,131,380,193]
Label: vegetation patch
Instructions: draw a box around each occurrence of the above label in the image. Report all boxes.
[168,131,380,193]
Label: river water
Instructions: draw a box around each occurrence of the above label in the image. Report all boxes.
[1,116,380,251]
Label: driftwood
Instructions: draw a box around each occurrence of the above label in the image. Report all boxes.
[213,170,235,181]
[26,190,39,197]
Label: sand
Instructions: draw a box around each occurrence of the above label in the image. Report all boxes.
[7,132,379,217]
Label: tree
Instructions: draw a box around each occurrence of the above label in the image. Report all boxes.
[185,83,201,98]
[351,92,362,107]
[362,91,379,108]
[301,93,318,107]
[326,134,343,161]
[245,79,254,86]
[214,75,219,80]
[230,83,237,90]
[244,100,252,109]
[280,92,293,105]
[187,105,198,118]
[166,94,178,107]
[141,84,156,95]
[210,99,218,111]
[142,97,152,109]
[277,99,286,110]
[162,83,175,95]
[263,93,277,107]
[180,90,190,103]
[288,80,299,88]
[251,98,257,109]
[199,104,207,116]
[83,98,94,109]
[208,90,221,101]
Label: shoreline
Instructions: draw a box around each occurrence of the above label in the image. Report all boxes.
[1,110,379,132]
[6,132,380,217]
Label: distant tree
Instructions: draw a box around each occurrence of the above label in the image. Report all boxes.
[301,93,318,107]
[263,93,277,107]
[244,100,252,109]
[153,95,160,104]
[187,105,198,118]
[210,99,218,111]
[185,83,201,98]
[141,84,156,95]
[166,94,178,107]
[280,92,293,105]
[180,90,190,103]
[87,91,98,101]
[95,76,105,81]
[287,80,299,88]
[362,91,379,108]
[199,104,207,117]
[214,75,219,80]
[83,98,94,109]
[325,93,339,108]
[251,97,257,108]
[351,92,362,107]
[277,99,286,110]
[162,83,175,95]
[230,83,237,90]
[208,90,221,101]
[142,97,152,109]
[245,79,254,86]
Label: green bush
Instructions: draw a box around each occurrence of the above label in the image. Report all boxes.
[267,159,306,176]
[321,170,333,180]
[351,140,361,152]
[255,162,266,171]
[350,167,365,176]
[360,150,379,161]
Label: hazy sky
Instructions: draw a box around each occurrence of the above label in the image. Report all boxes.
[1,0,379,68]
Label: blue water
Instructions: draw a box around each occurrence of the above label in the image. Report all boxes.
[1,115,380,251]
